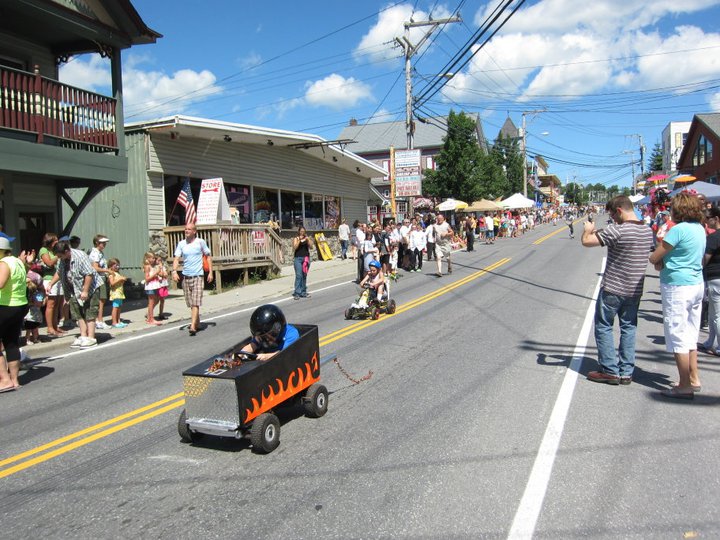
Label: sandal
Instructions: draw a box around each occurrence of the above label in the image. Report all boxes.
[661,387,694,400]
[670,382,702,392]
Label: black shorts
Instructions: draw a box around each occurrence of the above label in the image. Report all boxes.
[0,304,29,361]
[380,254,390,265]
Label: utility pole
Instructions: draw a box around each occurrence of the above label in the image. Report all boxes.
[622,150,636,194]
[522,109,546,198]
[396,15,461,150]
[627,134,645,178]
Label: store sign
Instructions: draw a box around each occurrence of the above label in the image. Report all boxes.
[394,149,422,197]
[197,178,231,224]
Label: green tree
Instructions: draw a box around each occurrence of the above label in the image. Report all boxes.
[647,142,663,173]
[423,110,485,202]
[564,182,583,204]
[490,133,524,195]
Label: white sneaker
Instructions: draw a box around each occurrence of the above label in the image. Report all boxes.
[79,337,97,349]
[95,321,107,330]
[70,337,83,348]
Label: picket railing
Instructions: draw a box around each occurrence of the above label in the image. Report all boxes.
[0,65,118,152]
[163,224,283,291]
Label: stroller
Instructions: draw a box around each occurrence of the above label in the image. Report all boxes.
[345,278,396,320]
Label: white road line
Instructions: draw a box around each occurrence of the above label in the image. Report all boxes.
[507,262,604,540]
[43,279,355,361]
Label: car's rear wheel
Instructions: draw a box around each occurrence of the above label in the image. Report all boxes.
[371,307,380,320]
[303,383,329,418]
[345,308,353,320]
[387,299,397,314]
[250,413,280,453]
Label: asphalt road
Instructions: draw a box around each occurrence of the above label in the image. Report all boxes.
[2,222,719,539]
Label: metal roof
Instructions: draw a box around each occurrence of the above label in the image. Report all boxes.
[125,115,386,178]
[697,113,720,137]
[337,114,486,154]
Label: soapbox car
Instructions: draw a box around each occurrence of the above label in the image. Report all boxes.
[344,281,396,320]
[178,324,330,453]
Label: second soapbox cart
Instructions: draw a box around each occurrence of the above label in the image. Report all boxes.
[178,324,329,453]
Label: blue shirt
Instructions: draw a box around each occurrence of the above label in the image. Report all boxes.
[175,238,210,277]
[251,324,300,353]
[660,222,706,286]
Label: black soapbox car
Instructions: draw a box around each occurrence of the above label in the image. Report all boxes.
[178,324,329,453]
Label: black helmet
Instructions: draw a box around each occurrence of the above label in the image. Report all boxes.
[250,304,286,342]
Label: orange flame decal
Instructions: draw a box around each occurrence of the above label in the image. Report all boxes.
[244,352,319,423]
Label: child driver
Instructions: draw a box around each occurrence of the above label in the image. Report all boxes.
[359,259,385,302]
[240,304,299,361]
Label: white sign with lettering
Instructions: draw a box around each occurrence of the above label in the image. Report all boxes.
[197,178,232,224]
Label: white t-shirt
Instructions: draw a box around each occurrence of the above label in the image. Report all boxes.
[435,221,452,246]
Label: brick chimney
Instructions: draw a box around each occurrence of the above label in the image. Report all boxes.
[349,118,358,126]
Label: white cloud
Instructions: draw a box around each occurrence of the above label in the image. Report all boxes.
[60,54,223,119]
[475,0,720,35]
[304,74,374,109]
[238,51,262,70]
[59,54,110,91]
[710,92,720,111]
[355,3,453,62]
[437,0,720,108]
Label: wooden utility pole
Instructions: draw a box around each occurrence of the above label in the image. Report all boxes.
[395,16,461,150]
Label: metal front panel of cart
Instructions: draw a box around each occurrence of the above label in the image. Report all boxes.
[183,375,240,434]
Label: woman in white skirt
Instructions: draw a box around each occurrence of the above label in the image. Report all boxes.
[649,192,707,399]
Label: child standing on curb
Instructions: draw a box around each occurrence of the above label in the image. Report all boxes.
[24,271,44,344]
[143,252,163,325]
[107,258,128,328]
[155,254,169,320]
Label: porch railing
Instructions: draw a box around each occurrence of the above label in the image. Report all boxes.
[0,65,118,152]
[163,224,283,291]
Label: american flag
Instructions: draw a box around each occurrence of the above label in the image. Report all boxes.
[177,178,196,224]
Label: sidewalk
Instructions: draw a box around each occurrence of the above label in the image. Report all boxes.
[24,257,357,359]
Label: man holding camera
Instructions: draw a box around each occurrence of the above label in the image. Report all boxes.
[581,195,653,385]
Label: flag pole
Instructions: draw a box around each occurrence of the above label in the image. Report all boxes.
[166,172,192,226]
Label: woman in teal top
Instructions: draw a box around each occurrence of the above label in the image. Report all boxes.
[649,192,706,399]
[0,236,29,392]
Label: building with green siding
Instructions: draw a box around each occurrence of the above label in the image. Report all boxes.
[0,0,159,250]
[67,115,386,282]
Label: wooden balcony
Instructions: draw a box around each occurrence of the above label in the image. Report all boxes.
[163,224,283,292]
[0,65,118,153]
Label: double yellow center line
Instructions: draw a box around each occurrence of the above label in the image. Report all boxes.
[1,257,511,480]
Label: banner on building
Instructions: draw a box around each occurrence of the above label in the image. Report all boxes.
[197,178,232,224]
[393,149,422,197]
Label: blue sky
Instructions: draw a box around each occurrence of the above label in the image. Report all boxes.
[61,0,720,189]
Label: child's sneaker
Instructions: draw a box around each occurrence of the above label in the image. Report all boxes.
[79,337,97,349]
[112,322,128,329]
[95,321,108,330]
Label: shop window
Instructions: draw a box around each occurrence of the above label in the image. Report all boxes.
[280,190,303,229]
[304,193,324,230]
[325,196,341,229]
[164,175,200,227]
[226,184,251,223]
[253,187,279,224]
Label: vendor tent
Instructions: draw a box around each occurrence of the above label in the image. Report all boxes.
[436,198,468,211]
[461,199,503,212]
[500,193,535,209]
[670,180,720,202]
[629,194,645,203]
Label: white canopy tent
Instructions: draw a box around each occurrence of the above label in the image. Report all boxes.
[500,193,535,209]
